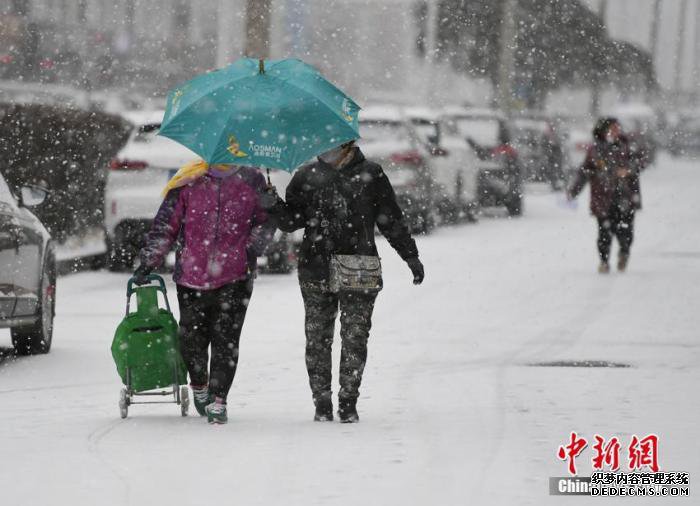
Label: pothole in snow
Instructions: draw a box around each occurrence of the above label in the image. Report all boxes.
[528,360,631,368]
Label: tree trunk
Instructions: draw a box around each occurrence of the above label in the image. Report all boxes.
[245,0,272,58]
[675,0,688,94]
[497,0,517,115]
[590,0,607,117]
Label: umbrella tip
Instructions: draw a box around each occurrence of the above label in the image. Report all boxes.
[259,59,265,74]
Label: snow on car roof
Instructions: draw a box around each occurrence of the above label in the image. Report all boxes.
[402,106,439,121]
[121,109,166,127]
[441,105,505,120]
[359,104,404,123]
[512,118,550,132]
[610,103,656,119]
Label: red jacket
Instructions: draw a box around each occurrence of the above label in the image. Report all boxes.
[569,137,642,218]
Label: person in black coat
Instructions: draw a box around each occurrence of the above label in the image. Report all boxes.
[269,141,424,422]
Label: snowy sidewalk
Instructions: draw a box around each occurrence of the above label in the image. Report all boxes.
[0,154,697,505]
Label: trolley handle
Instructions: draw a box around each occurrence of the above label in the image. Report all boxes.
[126,274,171,315]
[127,274,168,297]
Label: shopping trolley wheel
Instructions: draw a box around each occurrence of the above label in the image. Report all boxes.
[119,388,129,419]
[180,386,189,417]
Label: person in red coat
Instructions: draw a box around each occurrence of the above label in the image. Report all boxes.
[568,117,643,273]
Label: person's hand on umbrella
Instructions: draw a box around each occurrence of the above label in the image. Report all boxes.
[260,185,280,210]
[133,264,152,286]
[407,257,425,285]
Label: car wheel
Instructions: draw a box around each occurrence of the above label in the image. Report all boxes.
[506,195,523,217]
[12,255,56,355]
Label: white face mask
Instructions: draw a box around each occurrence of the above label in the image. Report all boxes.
[319,145,350,166]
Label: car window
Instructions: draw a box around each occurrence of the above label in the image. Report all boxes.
[410,119,439,144]
[453,117,500,146]
[0,172,15,205]
[133,123,161,143]
[359,120,409,143]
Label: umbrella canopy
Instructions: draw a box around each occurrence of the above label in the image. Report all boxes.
[158,58,361,172]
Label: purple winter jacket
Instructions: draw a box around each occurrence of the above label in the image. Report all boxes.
[139,167,274,290]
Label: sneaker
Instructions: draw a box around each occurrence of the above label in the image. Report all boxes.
[205,398,228,424]
[314,396,334,422]
[337,399,359,423]
[598,261,610,274]
[618,253,629,272]
[191,385,210,417]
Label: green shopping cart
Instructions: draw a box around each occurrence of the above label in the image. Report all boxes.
[111,274,189,418]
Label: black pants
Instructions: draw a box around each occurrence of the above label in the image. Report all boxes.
[597,208,635,262]
[177,281,253,401]
[300,284,377,404]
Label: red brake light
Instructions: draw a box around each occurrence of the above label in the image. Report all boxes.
[109,159,148,170]
[491,144,517,158]
[390,150,424,166]
[0,55,13,64]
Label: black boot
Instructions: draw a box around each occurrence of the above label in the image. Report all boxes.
[314,395,333,422]
[338,398,359,423]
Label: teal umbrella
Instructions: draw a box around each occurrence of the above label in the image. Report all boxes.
[158,58,360,172]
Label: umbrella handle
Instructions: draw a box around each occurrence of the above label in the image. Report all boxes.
[266,168,271,186]
[259,59,265,74]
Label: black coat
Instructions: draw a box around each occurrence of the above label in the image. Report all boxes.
[271,147,419,282]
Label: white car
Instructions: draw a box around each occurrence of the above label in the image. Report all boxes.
[441,106,524,216]
[357,105,438,234]
[104,110,198,270]
[403,106,480,221]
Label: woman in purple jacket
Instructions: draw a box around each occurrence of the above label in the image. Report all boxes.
[133,163,274,424]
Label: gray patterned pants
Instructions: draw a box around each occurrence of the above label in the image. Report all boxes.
[300,283,377,404]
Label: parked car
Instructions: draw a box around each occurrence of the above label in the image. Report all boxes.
[510,114,565,188]
[668,115,700,157]
[562,125,593,180]
[358,105,437,234]
[104,110,196,270]
[403,106,480,222]
[442,106,523,216]
[0,170,55,355]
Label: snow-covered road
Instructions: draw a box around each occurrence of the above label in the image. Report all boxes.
[1,154,698,505]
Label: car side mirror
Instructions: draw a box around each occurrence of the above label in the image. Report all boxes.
[430,145,449,157]
[19,185,48,208]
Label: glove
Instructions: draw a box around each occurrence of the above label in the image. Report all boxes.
[133,264,152,286]
[260,185,279,210]
[406,257,424,285]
